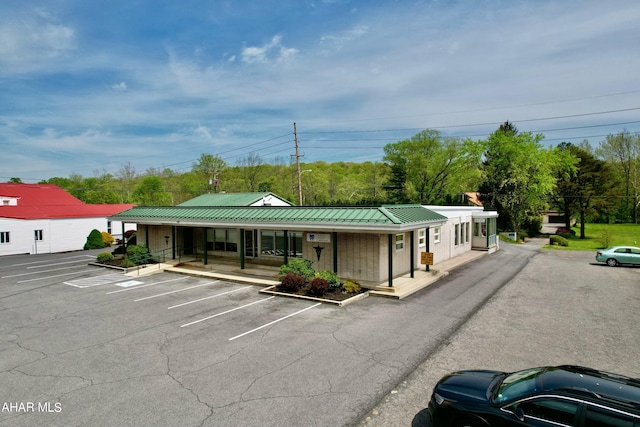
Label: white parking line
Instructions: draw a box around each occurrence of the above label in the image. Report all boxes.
[105,277,186,294]
[167,286,251,309]
[180,296,275,327]
[27,259,90,269]
[17,269,98,283]
[133,280,222,301]
[3,266,87,278]
[229,303,321,341]
[0,255,92,269]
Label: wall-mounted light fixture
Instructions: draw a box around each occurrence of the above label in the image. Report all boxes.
[164,235,170,245]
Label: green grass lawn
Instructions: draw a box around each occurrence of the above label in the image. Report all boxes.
[542,223,640,251]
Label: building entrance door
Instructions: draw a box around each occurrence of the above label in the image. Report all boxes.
[244,229,257,258]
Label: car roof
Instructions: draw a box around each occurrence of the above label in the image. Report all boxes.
[539,366,640,409]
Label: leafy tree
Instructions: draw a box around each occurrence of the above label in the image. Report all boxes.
[595,130,640,223]
[116,162,137,203]
[479,123,563,235]
[192,153,226,193]
[383,129,483,204]
[133,176,172,206]
[8,177,22,183]
[238,152,264,192]
[552,143,619,237]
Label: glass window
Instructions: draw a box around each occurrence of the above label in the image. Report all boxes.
[418,229,426,247]
[466,223,470,243]
[226,229,238,252]
[395,233,404,251]
[455,224,460,246]
[584,406,635,427]
[34,230,43,241]
[433,227,441,243]
[260,230,301,257]
[0,231,9,244]
[261,230,275,256]
[517,398,579,426]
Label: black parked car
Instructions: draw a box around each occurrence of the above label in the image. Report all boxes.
[413,365,640,426]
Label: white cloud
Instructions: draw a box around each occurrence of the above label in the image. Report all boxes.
[111,82,127,90]
[0,8,75,73]
[241,35,298,64]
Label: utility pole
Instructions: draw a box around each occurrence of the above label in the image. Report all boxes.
[293,122,304,205]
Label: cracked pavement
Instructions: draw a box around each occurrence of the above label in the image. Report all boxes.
[1,245,536,426]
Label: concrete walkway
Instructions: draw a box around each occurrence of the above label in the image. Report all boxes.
[136,249,492,301]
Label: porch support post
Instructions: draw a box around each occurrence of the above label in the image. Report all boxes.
[486,219,490,248]
[145,224,150,249]
[388,233,393,287]
[203,228,208,265]
[171,226,176,259]
[410,230,415,278]
[283,230,289,265]
[332,232,338,274]
[240,228,245,270]
[426,227,430,272]
[121,222,126,254]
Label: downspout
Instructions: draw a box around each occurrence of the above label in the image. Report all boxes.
[388,234,393,287]
[332,232,338,274]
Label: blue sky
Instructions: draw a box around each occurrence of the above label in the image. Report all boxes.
[1,0,639,182]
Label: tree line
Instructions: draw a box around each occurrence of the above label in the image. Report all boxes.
[13,124,638,237]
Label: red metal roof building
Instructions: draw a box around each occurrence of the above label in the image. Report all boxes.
[0,183,135,255]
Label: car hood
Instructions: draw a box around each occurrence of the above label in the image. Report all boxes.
[435,370,504,403]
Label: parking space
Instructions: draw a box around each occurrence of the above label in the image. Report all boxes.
[1,254,325,346]
[2,245,552,426]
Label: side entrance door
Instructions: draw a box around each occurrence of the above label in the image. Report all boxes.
[244,229,258,258]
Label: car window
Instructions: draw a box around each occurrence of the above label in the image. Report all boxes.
[614,248,627,253]
[584,406,637,427]
[630,248,640,255]
[518,398,579,425]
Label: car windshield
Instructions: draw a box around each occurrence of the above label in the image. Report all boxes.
[494,368,547,403]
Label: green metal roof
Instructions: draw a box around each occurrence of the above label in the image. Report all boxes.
[178,192,292,207]
[110,204,446,230]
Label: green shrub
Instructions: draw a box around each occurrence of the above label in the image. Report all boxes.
[279,258,315,281]
[308,277,329,297]
[126,245,151,265]
[121,258,136,268]
[84,229,106,249]
[96,252,114,263]
[550,235,569,246]
[343,280,361,294]
[314,270,340,288]
[101,231,115,247]
[279,273,306,292]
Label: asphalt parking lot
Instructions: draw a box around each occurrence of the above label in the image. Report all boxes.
[359,245,640,426]
[1,243,638,426]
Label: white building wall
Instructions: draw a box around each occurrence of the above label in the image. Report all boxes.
[0,217,121,256]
